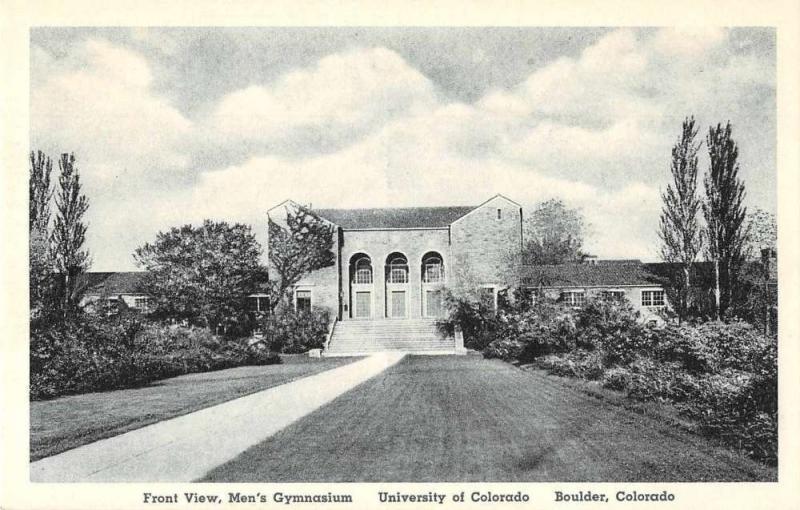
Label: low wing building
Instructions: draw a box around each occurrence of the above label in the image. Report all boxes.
[520,260,669,325]
[77,272,152,312]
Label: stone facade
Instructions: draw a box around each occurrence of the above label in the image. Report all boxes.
[450,196,522,285]
[337,228,451,319]
[269,195,522,321]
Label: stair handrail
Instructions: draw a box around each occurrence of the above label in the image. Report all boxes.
[324,316,338,352]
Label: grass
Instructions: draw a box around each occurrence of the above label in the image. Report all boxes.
[203,354,776,482]
[30,355,358,461]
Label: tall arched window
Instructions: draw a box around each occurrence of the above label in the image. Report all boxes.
[422,252,444,283]
[353,256,373,284]
[386,253,409,283]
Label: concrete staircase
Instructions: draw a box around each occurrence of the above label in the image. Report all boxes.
[325,319,456,356]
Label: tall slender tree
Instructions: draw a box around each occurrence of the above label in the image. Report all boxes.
[51,153,90,314]
[29,150,55,320]
[29,150,53,233]
[703,122,749,319]
[658,116,704,322]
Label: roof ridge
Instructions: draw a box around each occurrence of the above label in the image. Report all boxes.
[314,204,476,211]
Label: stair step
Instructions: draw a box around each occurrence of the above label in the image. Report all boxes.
[328,319,453,354]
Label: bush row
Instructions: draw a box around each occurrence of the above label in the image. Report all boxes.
[30,309,279,400]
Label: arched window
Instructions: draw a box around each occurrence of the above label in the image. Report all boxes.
[386,253,409,283]
[422,253,444,283]
[353,256,373,284]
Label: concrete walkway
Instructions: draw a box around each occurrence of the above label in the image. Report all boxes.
[31,353,405,482]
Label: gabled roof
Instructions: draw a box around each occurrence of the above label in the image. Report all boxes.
[520,261,664,288]
[77,272,148,295]
[313,206,477,229]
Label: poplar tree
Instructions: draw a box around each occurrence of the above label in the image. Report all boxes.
[658,117,704,322]
[703,122,749,319]
[29,150,55,320]
[29,150,53,233]
[51,153,90,314]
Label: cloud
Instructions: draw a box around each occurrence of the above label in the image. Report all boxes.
[204,47,437,156]
[180,104,659,261]
[31,38,192,179]
[28,29,775,269]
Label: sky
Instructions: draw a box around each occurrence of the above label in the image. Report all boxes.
[30,27,776,271]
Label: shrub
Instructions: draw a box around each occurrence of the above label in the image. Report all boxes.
[262,307,331,354]
[575,298,650,366]
[501,298,578,358]
[650,324,717,373]
[438,293,500,351]
[651,320,773,375]
[575,297,641,348]
[30,311,281,400]
[483,336,527,361]
[624,357,701,403]
[601,367,632,391]
[697,320,773,372]
[677,367,776,464]
[537,350,604,380]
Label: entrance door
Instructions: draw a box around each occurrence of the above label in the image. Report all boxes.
[390,291,406,318]
[425,289,442,318]
[355,291,371,318]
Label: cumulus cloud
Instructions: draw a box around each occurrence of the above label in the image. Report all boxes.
[31,38,192,178]
[29,28,775,269]
[204,47,438,156]
[180,104,652,261]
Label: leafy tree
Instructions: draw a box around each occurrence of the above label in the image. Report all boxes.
[735,207,777,334]
[267,205,335,310]
[134,220,267,334]
[659,117,704,322]
[703,122,749,319]
[50,153,90,315]
[523,199,587,265]
[730,262,777,336]
[29,150,55,321]
[746,208,777,256]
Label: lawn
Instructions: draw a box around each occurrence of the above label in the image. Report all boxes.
[30,355,358,461]
[203,354,776,482]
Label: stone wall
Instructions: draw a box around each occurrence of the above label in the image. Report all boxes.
[270,196,525,319]
[450,196,522,288]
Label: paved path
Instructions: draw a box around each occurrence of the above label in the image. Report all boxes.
[30,353,405,482]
